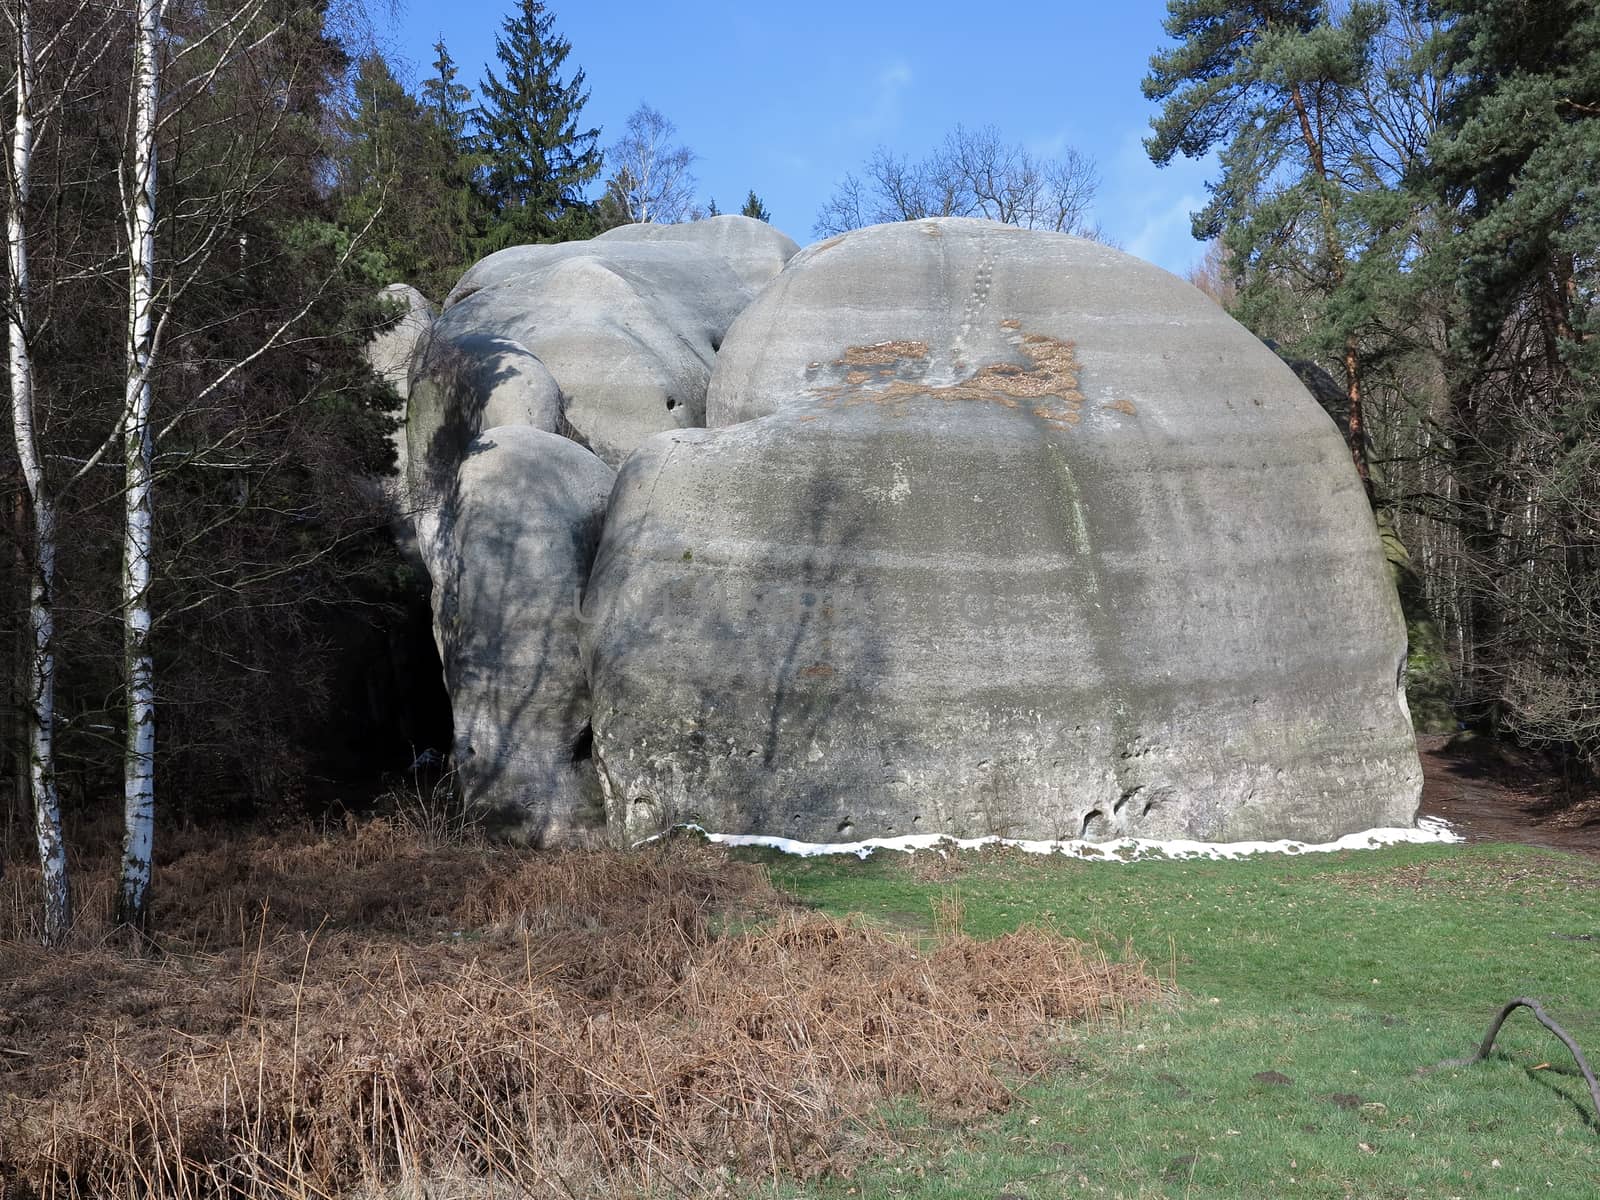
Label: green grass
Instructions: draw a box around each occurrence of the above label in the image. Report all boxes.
[750,841,1600,1198]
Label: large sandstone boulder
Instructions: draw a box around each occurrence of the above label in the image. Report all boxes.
[433,426,615,844]
[581,218,1422,847]
[426,219,797,466]
[405,330,565,569]
[397,220,799,838]
[592,214,800,293]
[363,283,435,518]
[1279,353,1456,735]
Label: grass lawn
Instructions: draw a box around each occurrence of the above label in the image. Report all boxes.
[755,841,1600,1199]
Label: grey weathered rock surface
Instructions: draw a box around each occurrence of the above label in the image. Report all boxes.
[405,330,564,568]
[583,217,1422,847]
[396,219,800,837]
[364,284,436,510]
[592,214,799,293]
[366,283,435,402]
[427,218,797,466]
[1279,352,1455,734]
[434,426,615,844]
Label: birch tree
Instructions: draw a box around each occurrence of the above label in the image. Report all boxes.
[105,0,390,931]
[602,103,697,224]
[3,0,68,943]
[115,0,159,933]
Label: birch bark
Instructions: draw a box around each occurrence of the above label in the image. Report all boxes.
[116,0,161,934]
[4,0,71,945]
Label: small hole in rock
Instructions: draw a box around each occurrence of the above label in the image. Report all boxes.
[665,396,678,411]
[569,722,593,763]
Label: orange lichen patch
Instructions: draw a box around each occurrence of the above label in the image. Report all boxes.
[809,330,1089,432]
[999,318,1022,330]
[1102,398,1137,416]
[836,340,931,367]
[800,663,836,678]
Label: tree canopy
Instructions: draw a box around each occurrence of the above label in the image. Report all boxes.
[474,0,602,244]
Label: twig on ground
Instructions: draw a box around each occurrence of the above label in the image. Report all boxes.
[1430,997,1600,1125]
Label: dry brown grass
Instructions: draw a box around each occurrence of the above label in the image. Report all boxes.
[0,823,1156,1198]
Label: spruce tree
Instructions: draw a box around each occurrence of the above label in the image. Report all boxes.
[421,37,472,145]
[474,0,601,244]
[740,190,771,222]
[340,54,477,298]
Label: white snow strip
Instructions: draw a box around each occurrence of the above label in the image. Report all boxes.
[641,816,1462,862]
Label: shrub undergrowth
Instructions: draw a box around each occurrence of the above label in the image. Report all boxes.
[0,825,1154,1198]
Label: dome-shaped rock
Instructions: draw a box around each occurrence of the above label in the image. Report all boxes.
[593,213,799,293]
[426,222,792,465]
[581,218,1422,847]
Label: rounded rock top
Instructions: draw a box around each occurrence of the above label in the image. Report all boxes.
[706,217,1312,437]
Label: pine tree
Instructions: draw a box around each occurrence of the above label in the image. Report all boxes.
[740,189,770,222]
[474,0,601,244]
[1421,0,1600,758]
[1428,0,1599,380]
[1143,0,1386,492]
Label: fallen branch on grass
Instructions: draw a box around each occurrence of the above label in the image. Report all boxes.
[1432,998,1600,1124]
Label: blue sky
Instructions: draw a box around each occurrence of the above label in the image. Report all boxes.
[380,1,1218,277]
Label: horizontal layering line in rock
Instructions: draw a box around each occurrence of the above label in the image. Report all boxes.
[370,215,1422,849]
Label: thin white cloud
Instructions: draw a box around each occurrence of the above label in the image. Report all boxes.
[1096,127,1217,274]
[1126,192,1205,266]
[849,60,914,137]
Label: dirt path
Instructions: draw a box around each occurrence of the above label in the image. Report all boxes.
[1416,734,1600,858]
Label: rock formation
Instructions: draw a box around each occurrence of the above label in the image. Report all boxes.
[378,215,1422,847]
[593,214,801,293]
[580,218,1423,846]
[432,427,614,843]
[363,283,435,520]
[425,214,798,466]
[392,217,797,841]
[1278,353,1456,735]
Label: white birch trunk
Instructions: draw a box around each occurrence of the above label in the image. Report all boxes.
[116,0,161,934]
[5,0,70,945]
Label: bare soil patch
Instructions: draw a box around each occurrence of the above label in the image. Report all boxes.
[1417,734,1600,858]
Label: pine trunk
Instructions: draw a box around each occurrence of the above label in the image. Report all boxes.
[116,0,160,936]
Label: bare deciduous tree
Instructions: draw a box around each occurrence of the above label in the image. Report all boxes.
[816,124,1102,239]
